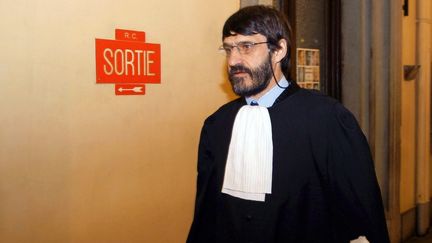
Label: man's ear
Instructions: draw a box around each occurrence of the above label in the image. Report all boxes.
[272,39,288,64]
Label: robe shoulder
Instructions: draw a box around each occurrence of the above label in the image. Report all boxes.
[203,97,244,126]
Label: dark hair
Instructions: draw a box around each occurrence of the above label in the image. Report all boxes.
[222,5,293,78]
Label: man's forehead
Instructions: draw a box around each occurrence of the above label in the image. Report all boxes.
[223,33,266,43]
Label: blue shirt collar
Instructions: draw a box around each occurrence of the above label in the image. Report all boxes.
[245,76,289,108]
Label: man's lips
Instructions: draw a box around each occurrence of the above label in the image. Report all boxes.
[232,71,247,75]
[229,65,252,77]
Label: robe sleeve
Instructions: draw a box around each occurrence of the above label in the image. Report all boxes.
[187,119,216,243]
[323,103,390,243]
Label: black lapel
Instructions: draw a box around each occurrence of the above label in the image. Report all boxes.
[274,81,301,105]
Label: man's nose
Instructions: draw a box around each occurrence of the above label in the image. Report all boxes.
[227,48,243,66]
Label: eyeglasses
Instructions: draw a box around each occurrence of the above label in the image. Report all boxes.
[218,41,269,56]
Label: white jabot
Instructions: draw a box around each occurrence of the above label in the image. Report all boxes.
[350,236,369,243]
[222,105,273,202]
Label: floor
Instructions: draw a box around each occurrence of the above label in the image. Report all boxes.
[404,230,432,243]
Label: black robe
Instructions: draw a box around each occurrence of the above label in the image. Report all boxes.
[187,83,390,243]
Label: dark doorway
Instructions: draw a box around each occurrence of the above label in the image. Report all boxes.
[278,0,342,100]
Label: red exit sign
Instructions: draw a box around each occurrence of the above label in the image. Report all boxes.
[95,29,161,95]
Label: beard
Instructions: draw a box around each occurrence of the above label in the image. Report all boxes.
[228,58,273,97]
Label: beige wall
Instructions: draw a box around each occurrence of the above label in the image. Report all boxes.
[0,0,238,242]
[400,0,417,213]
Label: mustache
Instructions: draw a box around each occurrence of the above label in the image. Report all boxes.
[228,65,253,76]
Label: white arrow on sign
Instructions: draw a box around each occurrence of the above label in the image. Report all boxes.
[118,87,144,93]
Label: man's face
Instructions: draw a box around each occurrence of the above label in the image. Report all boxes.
[223,33,273,98]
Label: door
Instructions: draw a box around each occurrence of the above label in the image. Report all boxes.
[278,0,341,100]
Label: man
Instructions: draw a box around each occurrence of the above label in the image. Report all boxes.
[187,5,389,243]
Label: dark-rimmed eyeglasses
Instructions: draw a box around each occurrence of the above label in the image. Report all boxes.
[218,41,269,56]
